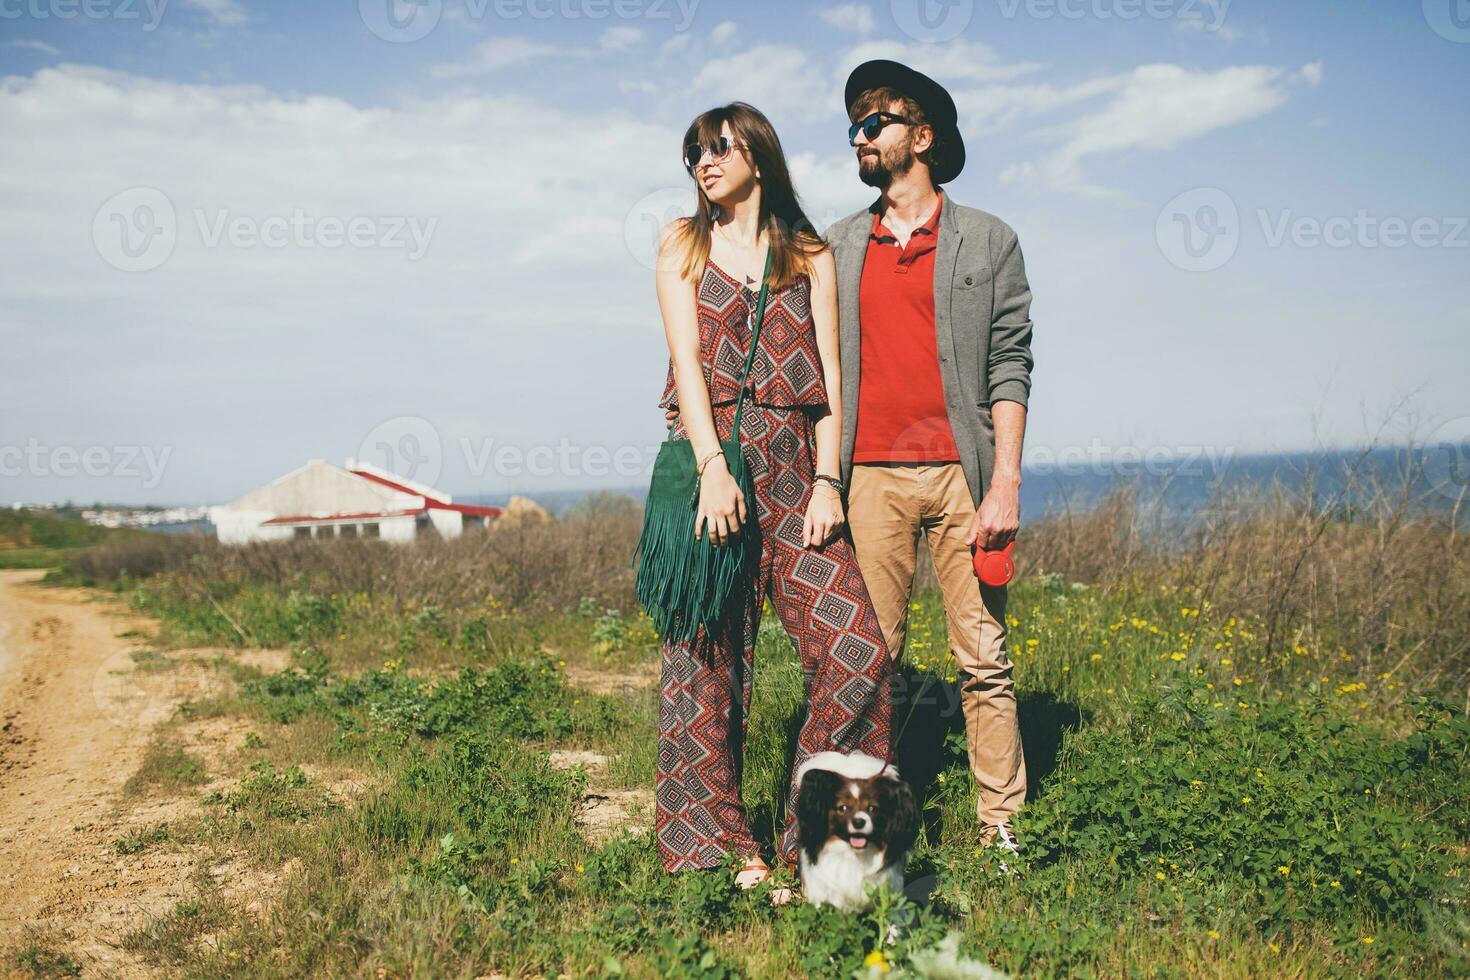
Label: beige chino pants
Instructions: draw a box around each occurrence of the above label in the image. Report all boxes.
[847,461,1027,837]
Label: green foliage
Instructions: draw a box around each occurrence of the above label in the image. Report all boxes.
[112,825,172,855]
[11,944,82,977]
[342,656,575,742]
[1013,681,1469,934]
[649,931,742,979]
[591,607,630,657]
[0,507,115,550]
[243,651,577,744]
[206,760,335,821]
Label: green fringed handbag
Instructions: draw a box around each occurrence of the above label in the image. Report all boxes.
[633,246,773,645]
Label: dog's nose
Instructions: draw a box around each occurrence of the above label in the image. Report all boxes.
[851,813,870,832]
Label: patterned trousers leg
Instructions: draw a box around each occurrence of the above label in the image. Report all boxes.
[656,400,894,872]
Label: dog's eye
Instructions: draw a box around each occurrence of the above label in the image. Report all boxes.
[836,804,849,812]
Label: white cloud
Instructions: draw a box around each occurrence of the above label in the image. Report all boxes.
[820,4,876,35]
[709,21,737,45]
[600,27,645,52]
[691,44,834,120]
[1296,61,1325,87]
[659,33,694,58]
[955,76,1120,138]
[0,65,691,501]
[431,37,581,77]
[6,39,61,55]
[998,63,1297,196]
[181,0,247,27]
[838,38,1044,85]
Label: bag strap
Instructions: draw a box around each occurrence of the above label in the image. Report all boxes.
[730,245,775,442]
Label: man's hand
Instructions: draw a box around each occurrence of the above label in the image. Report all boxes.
[665,408,678,431]
[967,474,1020,551]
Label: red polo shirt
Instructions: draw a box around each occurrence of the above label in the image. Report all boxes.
[854,192,959,463]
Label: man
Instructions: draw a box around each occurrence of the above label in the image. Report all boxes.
[832,59,1034,859]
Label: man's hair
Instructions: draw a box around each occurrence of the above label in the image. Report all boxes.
[849,86,948,178]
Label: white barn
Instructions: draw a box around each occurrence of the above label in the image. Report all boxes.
[208,458,502,545]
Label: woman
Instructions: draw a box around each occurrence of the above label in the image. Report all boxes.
[652,102,894,886]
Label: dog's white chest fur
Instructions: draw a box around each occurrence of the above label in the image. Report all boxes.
[800,839,903,912]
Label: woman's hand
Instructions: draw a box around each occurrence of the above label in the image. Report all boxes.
[803,482,844,547]
[696,456,747,548]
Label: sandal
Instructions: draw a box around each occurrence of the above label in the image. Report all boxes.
[734,856,770,890]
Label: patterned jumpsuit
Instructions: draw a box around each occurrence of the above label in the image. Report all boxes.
[654,256,894,872]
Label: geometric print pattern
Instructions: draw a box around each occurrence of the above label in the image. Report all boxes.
[656,400,894,872]
[658,259,829,412]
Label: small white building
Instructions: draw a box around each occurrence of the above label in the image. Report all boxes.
[209,458,501,545]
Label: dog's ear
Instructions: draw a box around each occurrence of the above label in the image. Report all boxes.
[877,775,920,862]
[797,768,842,863]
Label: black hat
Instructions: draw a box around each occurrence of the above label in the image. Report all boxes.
[844,59,965,184]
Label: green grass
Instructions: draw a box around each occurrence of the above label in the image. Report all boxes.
[0,507,148,570]
[74,572,1470,978]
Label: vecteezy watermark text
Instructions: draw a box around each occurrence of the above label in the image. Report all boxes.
[359,0,700,43]
[92,188,438,272]
[0,438,172,489]
[0,0,168,30]
[1156,188,1468,272]
[888,0,1229,43]
[1025,440,1237,479]
[194,209,436,260]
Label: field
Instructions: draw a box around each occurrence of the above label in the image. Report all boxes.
[3,464,1468,978]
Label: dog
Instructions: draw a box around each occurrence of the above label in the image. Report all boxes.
[794,751,919,912]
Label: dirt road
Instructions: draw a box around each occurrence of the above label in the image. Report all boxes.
[0,568,217,976]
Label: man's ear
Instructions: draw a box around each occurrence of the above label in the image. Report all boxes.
[913,123,934,155]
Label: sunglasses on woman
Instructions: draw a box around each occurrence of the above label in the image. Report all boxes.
[848,110,914,146]
[684,136,749,173]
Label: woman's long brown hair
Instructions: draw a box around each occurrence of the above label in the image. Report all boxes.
[671,102,827,291]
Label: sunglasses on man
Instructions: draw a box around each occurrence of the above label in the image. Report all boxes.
[848,111,914,146]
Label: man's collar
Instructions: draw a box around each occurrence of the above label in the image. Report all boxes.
[869,188,944,242]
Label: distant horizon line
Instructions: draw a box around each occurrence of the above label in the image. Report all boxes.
[10,442,1452,512]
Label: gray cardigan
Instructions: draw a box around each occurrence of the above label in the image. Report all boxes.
[829,190,1035,508]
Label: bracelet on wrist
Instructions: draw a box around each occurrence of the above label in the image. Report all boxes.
[697,450,723,476]
[813,473,845,495]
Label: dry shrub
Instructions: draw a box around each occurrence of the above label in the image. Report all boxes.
[62,459,1469,699]
[1023,448,1470,701]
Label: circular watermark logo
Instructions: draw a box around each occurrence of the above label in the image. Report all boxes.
[1423,416,1470,501]
[1423,0,1470,42]
[890,0,974,42]
[92,187,177,273]
[356,415,444,489]
[1156,187,1240,272]
[623,186,697,272]
[359,0,442,43]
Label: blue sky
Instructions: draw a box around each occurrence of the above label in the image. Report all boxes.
[1,0,1466,506]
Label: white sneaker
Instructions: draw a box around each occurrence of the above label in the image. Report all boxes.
[986,822,1021,876]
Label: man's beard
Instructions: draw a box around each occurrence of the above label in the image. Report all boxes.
[857,138,916,189]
